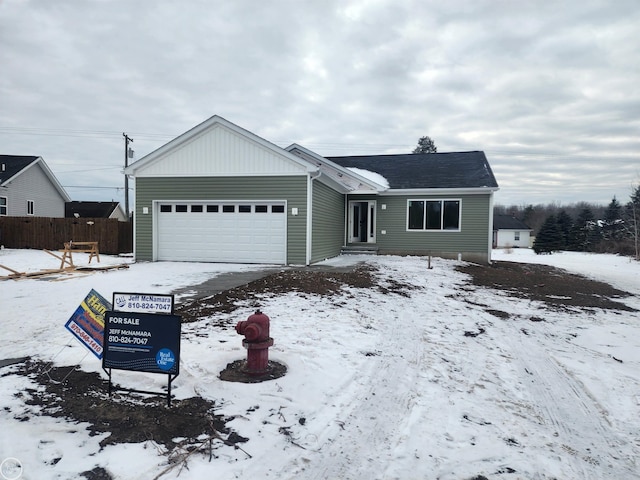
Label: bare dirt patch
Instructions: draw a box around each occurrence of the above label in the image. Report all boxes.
[176,264,385,322]
[457,261,635,312]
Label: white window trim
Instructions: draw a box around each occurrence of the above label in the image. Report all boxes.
[0,196,7,216]
[27,199,34,216]
[406,198,462,232]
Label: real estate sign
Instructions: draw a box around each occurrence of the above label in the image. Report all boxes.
[65,289,111,359]
[102,311,181,375]
[112,292,174,314]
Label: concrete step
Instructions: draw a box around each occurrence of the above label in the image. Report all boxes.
[341,245,379,255]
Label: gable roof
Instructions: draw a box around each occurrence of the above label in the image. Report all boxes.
[125,115,318,176]
[65,201,123,218]
[286,143,386,193]
[0,154,71,201]
[0,155,40,184]
[493,214,532,231]
[328,151,499,191]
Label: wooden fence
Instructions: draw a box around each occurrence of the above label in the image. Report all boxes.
[0,217,132,255]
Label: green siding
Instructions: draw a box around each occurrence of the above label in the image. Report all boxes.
[134,176,308,264]
[348,193,492,263]
[311,181,345,263]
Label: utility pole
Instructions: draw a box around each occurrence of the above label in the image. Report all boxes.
[123,133,133,221]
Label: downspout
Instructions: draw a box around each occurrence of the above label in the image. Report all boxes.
[487,191,495,264]
[306,170,321,265]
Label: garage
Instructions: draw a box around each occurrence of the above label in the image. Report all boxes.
[156,201,287,263]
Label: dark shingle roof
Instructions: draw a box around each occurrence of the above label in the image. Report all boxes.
[65,201,119,218]
[493,214,532,231]
[0,155,40,184]
[327,151,498,190]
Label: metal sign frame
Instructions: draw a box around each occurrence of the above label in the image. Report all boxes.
[102,311,181,406]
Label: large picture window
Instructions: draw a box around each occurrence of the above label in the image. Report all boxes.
[407,199,461,231]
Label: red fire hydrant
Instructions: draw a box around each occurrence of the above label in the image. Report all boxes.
[235,309,274,375]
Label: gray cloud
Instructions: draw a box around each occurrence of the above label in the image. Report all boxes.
[1,0,638,207]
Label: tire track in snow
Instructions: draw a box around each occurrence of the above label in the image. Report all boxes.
[272,285,431,480]
[508,328,638,479]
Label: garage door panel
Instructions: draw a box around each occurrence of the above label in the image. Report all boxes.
[157,202,286,264]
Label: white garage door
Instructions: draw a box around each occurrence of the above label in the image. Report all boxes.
[156,201,287,264]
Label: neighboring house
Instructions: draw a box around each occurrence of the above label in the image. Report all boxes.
[0,155,71,217]
[124,115,499,265]
[65,201,128,222]
[493,214,532,248]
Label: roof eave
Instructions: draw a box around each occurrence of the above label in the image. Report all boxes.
[286,143,387,192]
[380,187,499,196]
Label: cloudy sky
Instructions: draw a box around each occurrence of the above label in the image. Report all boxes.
[1,0,638,209]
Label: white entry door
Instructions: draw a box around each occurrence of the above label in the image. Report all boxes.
[156,201,287,264]
[348,200,376,243]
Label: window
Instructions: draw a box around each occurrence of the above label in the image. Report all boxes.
[0,197,7,216]
[175,205,188,212]
[223,205,235,213]
[407,199,461,231]
[160,205,172,213]
[272,205,285,213]
[238,205,251,213]
[191,205,203,213]
[514,231,520,241]
[206,205,219,213]
[27,200,34,215]
[255,205,268,213]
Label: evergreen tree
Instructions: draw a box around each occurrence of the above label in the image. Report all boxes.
[572,207,601,251]
[625,184,640,259]
[603,196,624,240]
[556,210,573,249]
[412,136,437,154]
[533,214,563,254]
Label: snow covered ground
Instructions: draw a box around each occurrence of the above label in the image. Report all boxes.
[0,248,639,479]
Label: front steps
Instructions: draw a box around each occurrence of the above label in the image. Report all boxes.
[340,245,379,255]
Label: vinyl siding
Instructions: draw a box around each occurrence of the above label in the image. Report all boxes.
[352,193,492,263]
[310,180,345,263]
[4,164,66,217]
[134,176,308,264]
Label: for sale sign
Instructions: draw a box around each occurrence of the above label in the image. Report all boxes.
[65,289,111,359]
[102,311,181,375]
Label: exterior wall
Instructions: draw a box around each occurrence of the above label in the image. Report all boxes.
[134,176,308,264]
[310,180,345,263]
[3,164,66,217]
[495,230,531,248]
[352,193,493,263]
[138,124,306,177]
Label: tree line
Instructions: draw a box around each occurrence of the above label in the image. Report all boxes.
[495,184,640,259]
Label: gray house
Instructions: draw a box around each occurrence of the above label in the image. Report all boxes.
[0,155,71,217]
[65,201,128,222]
[124,115,499,265]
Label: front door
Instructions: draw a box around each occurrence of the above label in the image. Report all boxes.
[348,201,376,243]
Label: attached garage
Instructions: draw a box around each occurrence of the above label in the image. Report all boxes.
[155,201,286,263]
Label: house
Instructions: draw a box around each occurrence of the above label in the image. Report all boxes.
[124,115,499,265]
[493,214,532,248]
[0,155,71,217]
[65,201,128,222]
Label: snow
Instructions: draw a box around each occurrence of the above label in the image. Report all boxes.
[1,247,639,479]
[346,167,390,189]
